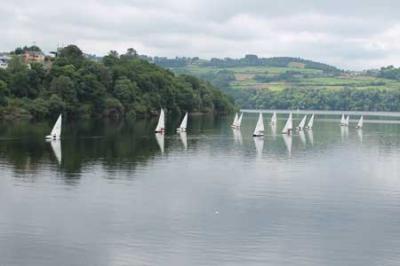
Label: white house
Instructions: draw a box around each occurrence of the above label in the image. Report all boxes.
[0,54,10,69]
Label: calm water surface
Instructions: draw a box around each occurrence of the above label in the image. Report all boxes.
[1,112,400,266]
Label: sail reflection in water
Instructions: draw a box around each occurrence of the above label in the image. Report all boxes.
[271,124,277,140]
[48,140,62,164]
[155,133,165,153]
[179,132,188,150]
[307,130,314,146]
[341,126,349,141]
[282,134,292,155]
[299,131,306,146]
[232,129,243,145]
[253,137,264,157]
[358,129,363,143]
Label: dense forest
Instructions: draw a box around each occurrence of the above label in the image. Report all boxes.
[0,45,234,120]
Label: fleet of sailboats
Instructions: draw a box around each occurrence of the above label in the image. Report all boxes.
[43,110,369,157]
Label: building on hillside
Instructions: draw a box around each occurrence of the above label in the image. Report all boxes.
[23,51,45,64]
[0,54,10,69]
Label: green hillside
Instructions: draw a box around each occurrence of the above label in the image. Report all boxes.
[164,56,400,111]
[0,45,235,120]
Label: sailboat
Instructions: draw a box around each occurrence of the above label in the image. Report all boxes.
[231,113,239,128]
[296,115,307,131]
[281,113,293,134]
[305,113,314,130]
[176,112,188,132]
[340,114,346,126]
[252,113,264,137]
[46,114,62,140]
[270,112,277,126]
[356,116,364,129]
[155,109,165,133]
[345,115,350,126]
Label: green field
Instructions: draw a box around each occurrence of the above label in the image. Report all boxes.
[171,64,400,92]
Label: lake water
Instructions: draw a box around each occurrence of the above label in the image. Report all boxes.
[1,112,400,266]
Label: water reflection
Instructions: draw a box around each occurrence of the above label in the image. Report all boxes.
[232,129,243,145]
[307,130,314,146]
[155,133,165,153]
[253,137,264,157]
[299,131,306,146]
[340,126,349,141]
[48,140,62,164]
[271,124,277,140]
[179,132,188,150]
[282,134,292,155]
[1,114,400,266]
[357,129,363,143]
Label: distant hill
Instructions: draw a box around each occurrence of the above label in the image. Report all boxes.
[157,55,400,112]
[150,54,342,74]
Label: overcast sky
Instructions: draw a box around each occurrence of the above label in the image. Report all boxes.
[2,0,400,70]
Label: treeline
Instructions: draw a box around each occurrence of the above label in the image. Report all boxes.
[232,87,400,111]
[377,65,400,80]
[0,45,234,120]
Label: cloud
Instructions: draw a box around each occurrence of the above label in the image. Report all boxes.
[1,0,400,69]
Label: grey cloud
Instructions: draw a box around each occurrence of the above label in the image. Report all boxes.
[1,0,400,69]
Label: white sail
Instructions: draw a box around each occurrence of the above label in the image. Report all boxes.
[155,133,165,153]
[297,115,307,131]
[307,113,314,129]
[231,113,239,128]
[282,113,293,134]
[340,114,346,126]
[177,112,188,132]
[356,116,364,129]
[46,114,62,140]
[270,112,277,125]
[345,115,350,126]
[155,109,165,133]
[253,113,264,136]
[237,113,244,127]
[179,132,188,150]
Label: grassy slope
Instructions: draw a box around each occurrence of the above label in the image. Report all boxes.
[171,65,400,92]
